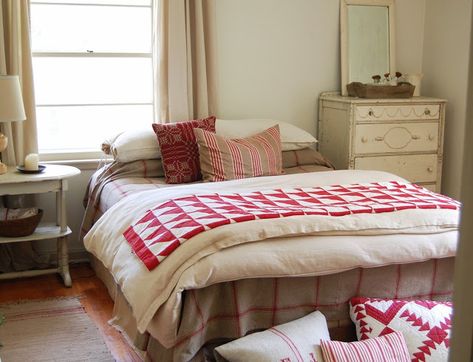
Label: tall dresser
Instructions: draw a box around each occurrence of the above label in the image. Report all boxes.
[318,92,446,192]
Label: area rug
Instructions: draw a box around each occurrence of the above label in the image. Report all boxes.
[0,297,114,362]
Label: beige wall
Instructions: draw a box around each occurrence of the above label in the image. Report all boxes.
[422,0,472,199]
[214,0,426,136]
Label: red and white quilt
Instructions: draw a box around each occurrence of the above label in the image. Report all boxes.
[123,181,459,270]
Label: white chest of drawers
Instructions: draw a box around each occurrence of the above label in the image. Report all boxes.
[318,92,446,192]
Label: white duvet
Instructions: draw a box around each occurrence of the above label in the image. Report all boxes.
[84,170,459,347]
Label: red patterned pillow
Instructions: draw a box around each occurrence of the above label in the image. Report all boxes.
[152,117,216,184]
[350,297,453,362]
[194,125,282,182]
[320,331,411,362]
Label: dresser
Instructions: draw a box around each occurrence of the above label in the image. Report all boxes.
[318,92,446,192]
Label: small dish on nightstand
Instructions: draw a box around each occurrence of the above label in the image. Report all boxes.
[16,164,46,174]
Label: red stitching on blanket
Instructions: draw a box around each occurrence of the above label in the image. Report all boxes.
[356,269,364,296]
[430,259,438,300]
[271,278,279,326]
[395,265,401,298]
[191,289,205,327]
[142,159,147,178]
[172,289,453,348]
[111,180,127,197]
[232,281,241,337]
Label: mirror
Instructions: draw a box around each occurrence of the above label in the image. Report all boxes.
[340,0,396,95]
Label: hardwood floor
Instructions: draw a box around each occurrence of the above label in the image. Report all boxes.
[0,263,142,362]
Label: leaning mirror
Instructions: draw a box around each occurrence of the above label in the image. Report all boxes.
[340,0,396,95]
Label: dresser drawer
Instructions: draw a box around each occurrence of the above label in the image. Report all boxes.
[354,154,438,182]
[355,104,440,122]
[353,122,439,154]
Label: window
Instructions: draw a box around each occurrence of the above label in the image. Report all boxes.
[30,0,153,160]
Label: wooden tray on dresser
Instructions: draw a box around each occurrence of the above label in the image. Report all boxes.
[347,82,415,99]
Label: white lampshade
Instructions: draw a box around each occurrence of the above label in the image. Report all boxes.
[0,75,26,122]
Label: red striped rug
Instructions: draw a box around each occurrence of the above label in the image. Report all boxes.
[0,297,113,361]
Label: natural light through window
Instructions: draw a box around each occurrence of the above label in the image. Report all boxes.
[30,0,153,159]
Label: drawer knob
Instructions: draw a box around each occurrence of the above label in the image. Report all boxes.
[427,167,434,173]
[361,137,368,143]
[428,134,434,141]
[375,136,384,142]
[411,134,420,140]
[368,110,374,116]
[424,108,431,115]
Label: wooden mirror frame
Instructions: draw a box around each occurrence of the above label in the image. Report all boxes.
[340,0,396,95]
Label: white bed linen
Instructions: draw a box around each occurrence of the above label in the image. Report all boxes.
[83,170,459,347]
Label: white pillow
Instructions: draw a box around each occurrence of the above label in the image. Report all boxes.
[214,310,329,362]
[108,128,160,163]
[216,119,317,151]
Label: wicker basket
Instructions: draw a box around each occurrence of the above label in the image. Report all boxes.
[0,209,43,237]
[347,82,415,98]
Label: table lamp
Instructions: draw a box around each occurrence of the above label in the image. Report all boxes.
[0,75,26,174]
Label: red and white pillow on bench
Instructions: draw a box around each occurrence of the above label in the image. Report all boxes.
[350,297,453,361]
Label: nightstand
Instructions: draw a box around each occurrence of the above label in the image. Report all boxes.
[0,164,80,287]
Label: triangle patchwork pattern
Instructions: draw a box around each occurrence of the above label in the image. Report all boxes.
[350,297,453,361]
[123,181,460,271]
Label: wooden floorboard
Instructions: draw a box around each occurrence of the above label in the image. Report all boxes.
[0,263,142,362]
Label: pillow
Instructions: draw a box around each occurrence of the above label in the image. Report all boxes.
[216,118,317,151]
[195,125,282,182]
[102,128,160,163]
[282,148,335,169]
[350,297,453,362]
[214,310,329,362]
[152,116,216,184]
[320,331,410,362]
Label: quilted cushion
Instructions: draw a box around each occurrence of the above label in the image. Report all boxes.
[321,331,411,362]
[350,297,453,362]
[152,116,216,184]
[194,125,282,182]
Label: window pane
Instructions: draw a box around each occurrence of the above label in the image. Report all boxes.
[37,105,154,152]
[33,57,153,105]
[31,0,151,5]
[31,4,151,53]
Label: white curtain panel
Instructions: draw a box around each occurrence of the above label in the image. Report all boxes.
[154,0,217,123]
[0,0,38,165]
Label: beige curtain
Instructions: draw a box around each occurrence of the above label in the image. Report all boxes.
[154,0,217,122]
[0,0,44,272]
[0,0,38,164]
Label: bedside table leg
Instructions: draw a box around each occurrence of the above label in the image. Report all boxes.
[58,236,71,287]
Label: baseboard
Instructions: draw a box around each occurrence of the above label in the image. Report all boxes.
[38,249,90,265]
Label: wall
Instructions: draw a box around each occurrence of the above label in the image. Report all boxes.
[422,0,472,199]
[35,169,94,261]
[214,0,426,136]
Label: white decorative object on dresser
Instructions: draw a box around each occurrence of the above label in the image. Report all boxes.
[318,92,446,192]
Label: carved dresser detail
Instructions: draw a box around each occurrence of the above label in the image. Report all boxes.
[318,92,446,192]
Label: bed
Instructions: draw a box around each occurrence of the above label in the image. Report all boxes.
[82,136,458,361]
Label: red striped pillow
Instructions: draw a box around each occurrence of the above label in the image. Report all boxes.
[320,332,411,362]
[194,125,282,181]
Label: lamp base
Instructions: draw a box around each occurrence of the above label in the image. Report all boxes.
[0,161,7,174]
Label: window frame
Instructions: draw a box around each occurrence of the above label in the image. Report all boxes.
[31,0,154,162]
